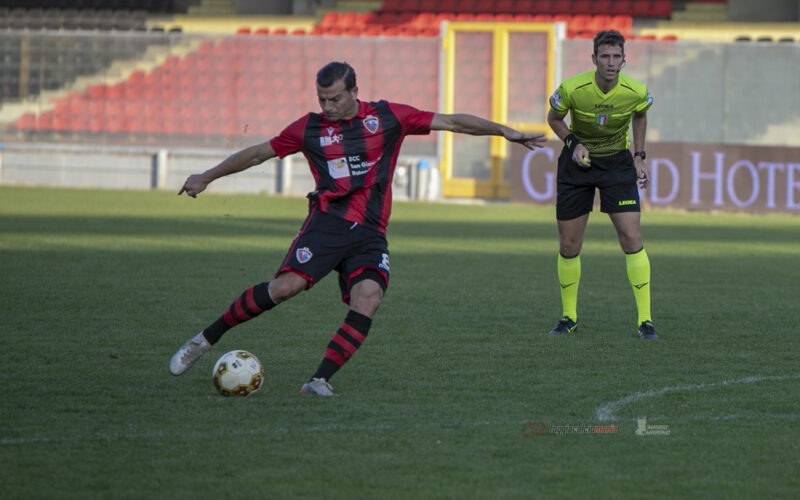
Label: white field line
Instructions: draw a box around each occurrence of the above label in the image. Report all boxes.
[595,373,800,422]
[4,375,798,445]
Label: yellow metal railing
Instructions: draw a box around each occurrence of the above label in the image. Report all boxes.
[440,22,556,198]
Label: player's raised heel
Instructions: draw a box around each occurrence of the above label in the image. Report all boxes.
[169,332,211,375]
[300,377,335,396]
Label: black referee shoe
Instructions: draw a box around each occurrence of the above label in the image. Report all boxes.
[548,316,577,335]
[638,320,659,340]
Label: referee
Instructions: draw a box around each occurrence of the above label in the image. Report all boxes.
[546,30,658,340]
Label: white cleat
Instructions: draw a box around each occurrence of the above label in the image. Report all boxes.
[169,332,211,376]
[300,377,336,396]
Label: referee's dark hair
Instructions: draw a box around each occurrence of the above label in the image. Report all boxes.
[317,61,357,90]
[593,30,626,54]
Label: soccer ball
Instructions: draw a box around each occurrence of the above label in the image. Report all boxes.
[212,350,264,397]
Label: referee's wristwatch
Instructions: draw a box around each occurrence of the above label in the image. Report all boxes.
[634,151,646,160]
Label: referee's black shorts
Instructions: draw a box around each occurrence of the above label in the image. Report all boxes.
[556,148,640,221]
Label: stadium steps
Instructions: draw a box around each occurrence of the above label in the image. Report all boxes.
[670,1,729,22]
[330,1,384,13]
[639,22,800,42]
[186,0,235,16]
[148,15,316,34]
[0,37,206,129]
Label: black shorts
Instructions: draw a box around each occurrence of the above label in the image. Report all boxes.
[556,148,640,220]
[276,208,390,304]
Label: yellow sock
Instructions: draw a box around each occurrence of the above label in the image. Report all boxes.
[625,248,651,325]
[557,254,580,322]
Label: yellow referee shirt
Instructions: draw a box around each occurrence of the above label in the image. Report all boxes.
[549,71,653,157]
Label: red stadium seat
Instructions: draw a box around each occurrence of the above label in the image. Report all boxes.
[363,25,383,36]
[319,12,339,27]
[570,14,593,34]
[609,0,633,16]
[529,0,557,14]
[590,0,613,15]
[15,113,37,130]
[452,0,478,13]
[649,0,672,18]
[437,0,458,13]
[629,1,651,17]
[494,0,515,13]
[381,0,406,12]
[473,0,495,13]
[572,1,593,14]
[412,12,438,27]
[609,14,632,33]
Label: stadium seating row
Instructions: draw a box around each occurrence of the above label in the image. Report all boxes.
[0,35,155,100]
[379,0,672,18]
[11,36,442,137]
[0,8,149,31]
[318,11,635,38]
[0,0,172,12]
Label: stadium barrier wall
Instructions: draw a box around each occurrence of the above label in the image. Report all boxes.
[0,141,439,199]
[510,141,800,214]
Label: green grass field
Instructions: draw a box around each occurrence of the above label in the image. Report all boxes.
[1,185,798,499]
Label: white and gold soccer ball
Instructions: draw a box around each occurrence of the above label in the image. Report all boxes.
[212,350,264,397]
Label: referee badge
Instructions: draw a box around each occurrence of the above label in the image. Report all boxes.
[596,114,608,126]
[296,247,313,264]
[364,115,379,134]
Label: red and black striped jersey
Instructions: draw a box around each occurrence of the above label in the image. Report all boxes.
[270,100,434,234]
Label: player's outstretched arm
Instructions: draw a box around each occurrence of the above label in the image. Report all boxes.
[430,113,546,150]
[179,141,278,197]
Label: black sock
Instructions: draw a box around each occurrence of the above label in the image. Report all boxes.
[202,282,276,345]
[311,310,372,381]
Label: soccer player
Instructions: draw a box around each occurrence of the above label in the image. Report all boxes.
[170,61,547,395]
[546,30,658,339]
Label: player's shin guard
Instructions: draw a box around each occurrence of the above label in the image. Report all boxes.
[311,309,371,382]
[202,282,277,344]
[625,248,652,325]
[558,253,581,322]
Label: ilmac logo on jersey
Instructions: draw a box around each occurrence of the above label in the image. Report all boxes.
[327,157,350,179]
[320,128,344,147]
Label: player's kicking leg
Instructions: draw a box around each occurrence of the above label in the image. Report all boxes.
[169,279,287,376]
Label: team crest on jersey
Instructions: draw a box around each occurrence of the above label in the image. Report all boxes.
[363,115,379,134]
[596,114,608,126]
[549,89,563,108]
[296,247,313,264]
